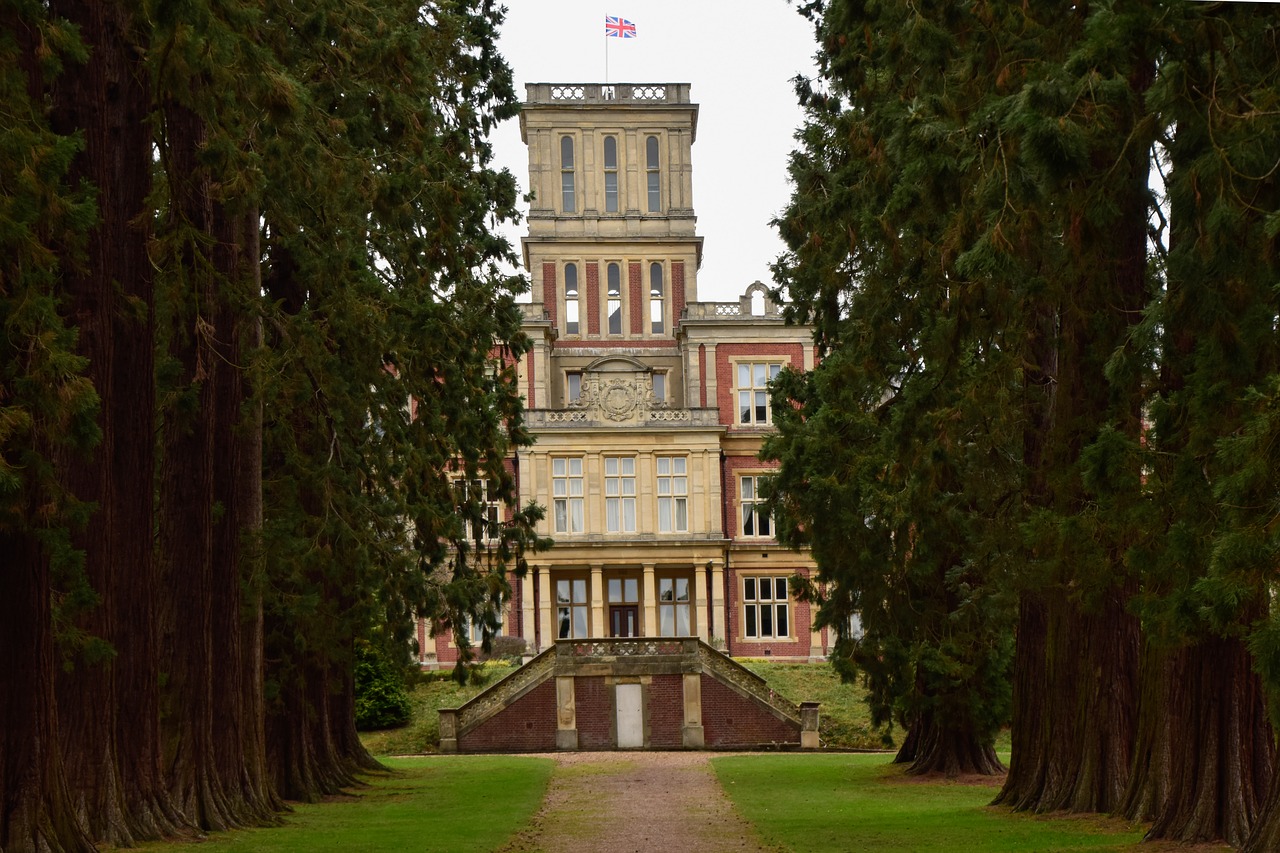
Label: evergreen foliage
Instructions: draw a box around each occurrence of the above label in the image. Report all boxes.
[353,639,413,732]
[1,0,539,848]
[771,0,1280,843]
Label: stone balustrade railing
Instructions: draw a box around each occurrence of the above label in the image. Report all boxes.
[526,408,721,429]
[526,83,691,105]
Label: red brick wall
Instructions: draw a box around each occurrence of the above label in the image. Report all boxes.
[714,343,805,427]
[542,263,557,331]
[629,262,643,334]
[672,262,686,329]
[574,676,614,749]
[700,674,800,746]
[459,677,557,752]
[648,675,684,748]
[586,262,600,335]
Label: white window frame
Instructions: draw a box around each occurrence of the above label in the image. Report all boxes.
[604,456,636,533]
[737,362,782,425]
[743,576,790,640]
[656,456,687,533]
[645,134,661,212]
[552,457,584,534]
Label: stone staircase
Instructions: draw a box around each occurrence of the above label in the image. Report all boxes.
[439,638,819,752]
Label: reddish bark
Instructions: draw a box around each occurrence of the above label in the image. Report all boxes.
[0,531,96,853]
[1133,638,1273,847]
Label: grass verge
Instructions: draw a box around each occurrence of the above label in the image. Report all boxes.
[103,756,553,853]
[711,753,1186,853]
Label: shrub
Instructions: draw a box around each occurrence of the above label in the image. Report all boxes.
[354,639,412,731]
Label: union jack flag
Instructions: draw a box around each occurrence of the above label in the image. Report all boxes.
[605,15,636,38]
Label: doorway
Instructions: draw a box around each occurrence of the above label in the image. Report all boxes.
[610,605,639,638]
[615,683,643,748]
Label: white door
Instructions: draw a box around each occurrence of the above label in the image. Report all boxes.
[616,683,644,748]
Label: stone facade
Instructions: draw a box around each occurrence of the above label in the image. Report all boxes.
[417,82,825,667]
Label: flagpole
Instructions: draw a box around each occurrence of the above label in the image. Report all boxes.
[605,29,610,83]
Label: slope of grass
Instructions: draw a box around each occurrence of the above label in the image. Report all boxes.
[738,659,888,750]
[712,753,1177,853]
[103,756,553,853]
[359,662,518,755]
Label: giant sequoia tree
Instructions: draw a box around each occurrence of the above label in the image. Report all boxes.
[773,0,1280,843]
[1,1,536,850]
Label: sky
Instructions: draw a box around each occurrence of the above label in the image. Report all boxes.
[491,2,820,302]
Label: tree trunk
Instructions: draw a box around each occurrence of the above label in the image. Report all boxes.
[901,708,1004,778]
[45,0,183,843]
[0,530,97,853]
[157,99,243,833]
[1141,638,1272,846]
[996,585,1138,813]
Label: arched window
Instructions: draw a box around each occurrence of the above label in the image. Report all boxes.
[649,262,664,334]
[645,135,660,212]
[607,263,622,334]
[560,136,576,213]
[603,136,619,213]
[564,263,580,334]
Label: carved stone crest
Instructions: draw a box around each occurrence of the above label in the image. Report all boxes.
[573,374,655,422]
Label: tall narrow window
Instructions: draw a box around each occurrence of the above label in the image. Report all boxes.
[557,578,589,638]
[566,371,581,404]
[607,262,622,334]
[564,262,580,334]
[659,577,692,636]
[603,136,619,213]
[604,457,636,532]
[737,362,782,425]
[740,475,773,538]
[553,457,584,533]
[651,371,666,403]
[645,135,660,212]
[649,262,664,333]
[560,136,576,213]
[656,456,687,533]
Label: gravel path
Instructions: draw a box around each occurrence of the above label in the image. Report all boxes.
[499,752,780,853]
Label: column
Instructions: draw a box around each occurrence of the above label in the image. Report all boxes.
[538,567,553,650]
[521,571,536,652]
[590,565,605,638]
[682,673,705,748]
[709,559,726,647]
[642,563,657,638]
[556,676,578,750]
[694,567,709,644]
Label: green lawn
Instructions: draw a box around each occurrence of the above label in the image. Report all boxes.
[711,753,1191,853]
[104,756,552,853]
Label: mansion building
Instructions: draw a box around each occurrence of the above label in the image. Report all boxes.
[418,83,828,666]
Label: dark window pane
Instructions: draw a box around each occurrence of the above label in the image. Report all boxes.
[744,578,757,601]
[776,605,789,638]
[776,578,788,600]
[745,606,757,638]
[761,605,773,637]
[561,136,575,168]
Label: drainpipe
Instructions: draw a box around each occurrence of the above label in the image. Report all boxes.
[719,449,732,654]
